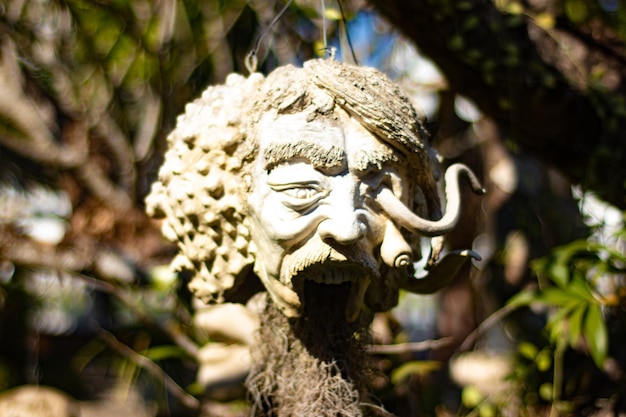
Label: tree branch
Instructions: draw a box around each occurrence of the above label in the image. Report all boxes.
[368,0,626,208]
[93,323,200,411]
[367,337,454,355]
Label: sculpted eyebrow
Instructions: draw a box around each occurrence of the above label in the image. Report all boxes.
[263,140,345,171]
[352,148,401,173]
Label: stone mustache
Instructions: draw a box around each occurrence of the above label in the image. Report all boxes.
[146,58,484,323]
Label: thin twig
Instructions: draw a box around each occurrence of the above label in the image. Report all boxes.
[93,322,200,411]
[367,337,453,355]
[78,273,200,358]
[337,0,358,65]
[457,303,518,352]
[550,339,566,417]
[245,0,295,73]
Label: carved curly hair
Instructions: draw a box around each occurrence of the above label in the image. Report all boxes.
[146,73,264,303]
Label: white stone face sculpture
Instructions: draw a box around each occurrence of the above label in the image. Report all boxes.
[246,106,408,321]
[146,58,484,323]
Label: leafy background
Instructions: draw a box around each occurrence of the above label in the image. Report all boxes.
[0,0,625,416]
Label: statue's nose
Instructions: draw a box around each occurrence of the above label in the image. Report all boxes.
[318,216,366,246]
[317,179,366,246]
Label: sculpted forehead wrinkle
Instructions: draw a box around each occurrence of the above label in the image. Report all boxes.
[263,141,345,171]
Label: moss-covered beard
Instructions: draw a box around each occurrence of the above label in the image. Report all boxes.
[245,281,375,417]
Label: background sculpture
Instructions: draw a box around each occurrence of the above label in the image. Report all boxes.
[146,58,483,416]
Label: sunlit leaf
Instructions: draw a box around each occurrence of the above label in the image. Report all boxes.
[568,302,586,347]
[539,382,553,401]
[518,341,538,360]
[324,8,342,20]
[506,289,537,308]
[479,402,496,417]
[143,345,187,361]
[390,360,442,384]
[531,256,548,274]
[584,304,608,368]
[547,261,569,288]
[535,12,555,29]
[554,240,590,258]
[504,2,524,15]
[567,275,596,302]
[603,246,626,264]
[186,381,204,396]
[94,16,124,57]
[535,349,552,372]
[564,0,589,24]
[461,385,484,408]
[537,287,582,306]
[546,301,580,341]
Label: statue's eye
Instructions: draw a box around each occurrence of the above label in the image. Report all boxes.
[266,163,329,212]
[282,186,319,200]
[269,182,327,212]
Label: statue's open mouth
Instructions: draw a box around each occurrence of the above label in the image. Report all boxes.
[297,262,364,284]
[291,262,373,322]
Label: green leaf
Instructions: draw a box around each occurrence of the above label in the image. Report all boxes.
[447,34,464,50]
[142,345,187,361]
[186,381,204,396]
[518,341,538,360]
[567,275,596,302]
[584,304,608,368]
[547,261,570,288]
[546,301,580,341]
[461,385,484,408]
[479,402,496,417]
[535,349,552,372]
[564,0,589,23]
[568,303,587,348]
[539,382,553,401]
[531,256,548,274]
[537,287,582,307]
[555,240,590,258]
[535,12,556,29]
[390,360,442,384]
[324,8,342,20]
[506,289,537,308]
[604,246,626,264]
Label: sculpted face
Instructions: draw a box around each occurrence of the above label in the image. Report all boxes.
[246,106,411,321]
[147,59,484,322]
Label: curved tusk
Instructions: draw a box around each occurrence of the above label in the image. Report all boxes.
[374,163,485,237]
[398,250,482,294]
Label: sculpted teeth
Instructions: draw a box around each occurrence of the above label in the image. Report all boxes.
[294,266,370,322]
[309,270,357,284]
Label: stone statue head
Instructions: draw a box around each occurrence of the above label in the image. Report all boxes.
[146,59,482,322]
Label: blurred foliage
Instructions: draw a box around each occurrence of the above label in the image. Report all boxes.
[0,0,625,416]
[499,219,626,416]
